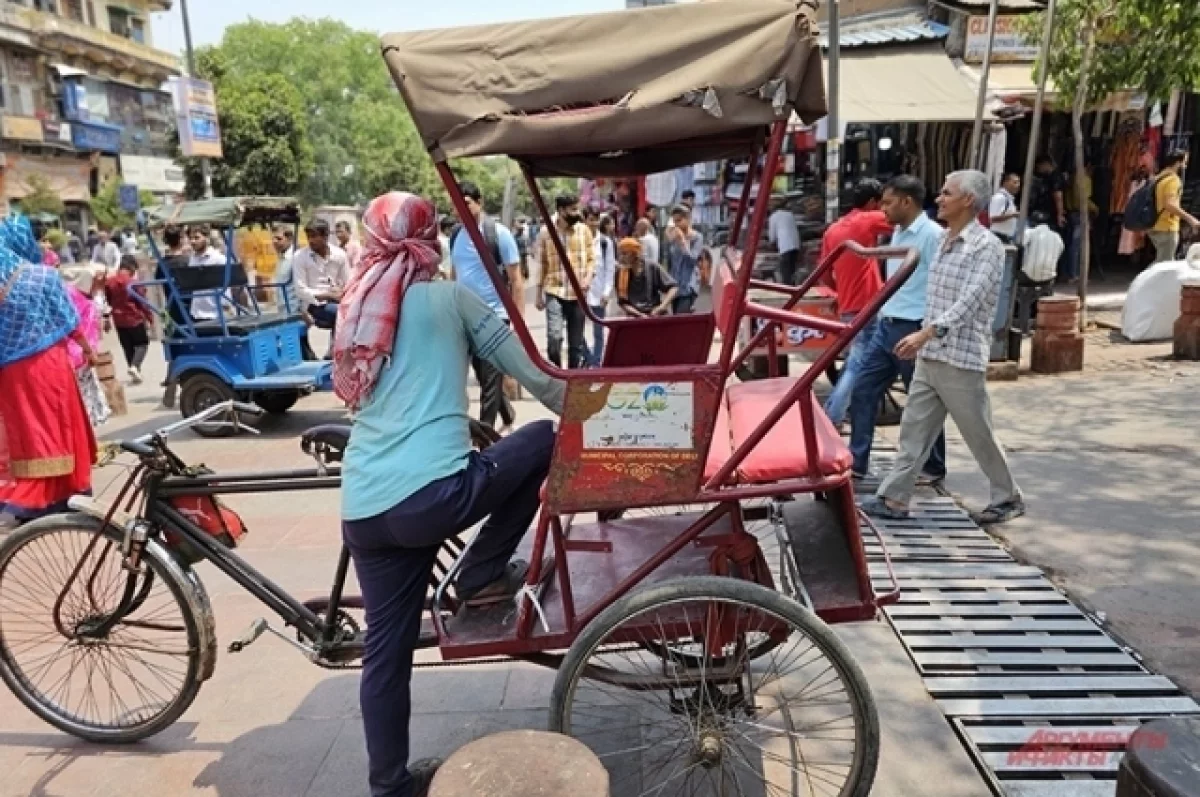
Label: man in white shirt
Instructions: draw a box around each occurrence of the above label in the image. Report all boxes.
[292,219,350,335]
[635,217,659,266]
[271,224,318,360]
[187,225,227,320]
[335,220,364,272]
[91,229,122,269]
[768,198,801,285]
[988,173,1021,243]
[1020,223,1064,285]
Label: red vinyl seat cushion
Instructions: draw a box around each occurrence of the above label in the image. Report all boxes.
[704,377,852,484]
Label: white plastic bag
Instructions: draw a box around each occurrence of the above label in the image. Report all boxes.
[1121,244,1200,342]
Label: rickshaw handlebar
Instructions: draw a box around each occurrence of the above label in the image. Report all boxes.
[122,400,264,456]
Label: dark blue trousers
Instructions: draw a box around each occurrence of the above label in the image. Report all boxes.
[848,317,947,479]
[308,300,339,330]
[341,420,556,797]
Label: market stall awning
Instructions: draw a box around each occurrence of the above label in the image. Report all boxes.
[957,63,1147,112]
[832,45,987,124]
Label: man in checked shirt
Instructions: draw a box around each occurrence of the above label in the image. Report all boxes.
[862,170,1024,526]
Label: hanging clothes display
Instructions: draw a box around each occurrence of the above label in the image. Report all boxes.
[984,126,1007,190]
[1108,119,1145,215]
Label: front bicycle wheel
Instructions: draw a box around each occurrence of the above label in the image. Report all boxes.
[0,513,205,743]
[551,576,879,797]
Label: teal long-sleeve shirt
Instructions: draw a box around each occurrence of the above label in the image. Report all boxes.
[341,280,564,521]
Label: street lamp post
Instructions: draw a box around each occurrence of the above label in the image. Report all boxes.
[179,0,212,199]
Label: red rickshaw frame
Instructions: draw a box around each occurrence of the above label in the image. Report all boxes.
[427,118,917,661]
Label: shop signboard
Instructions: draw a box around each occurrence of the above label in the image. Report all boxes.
[72,121,122,154]
[1,116,44,143]
[2,155,91,203]
[173,77,223,159]
[965,15,1039,63]
[119,184,140,213]
[120,154,186,195]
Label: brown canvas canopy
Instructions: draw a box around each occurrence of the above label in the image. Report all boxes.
[381,0,826,177]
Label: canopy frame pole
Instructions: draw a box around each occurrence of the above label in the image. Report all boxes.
[717,120,788,374]
[728,128,766,249]
[1017,0,1059,237]
[520,165,609,330]
[969,0,1001,168]
[437,161,566,377]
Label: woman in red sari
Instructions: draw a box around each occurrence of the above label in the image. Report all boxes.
[0,214,98,524]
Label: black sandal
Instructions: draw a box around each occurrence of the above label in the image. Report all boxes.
[458,559,531,607]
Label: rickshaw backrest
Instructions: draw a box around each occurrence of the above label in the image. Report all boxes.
[712,250,744,343]
[167,262,250,294]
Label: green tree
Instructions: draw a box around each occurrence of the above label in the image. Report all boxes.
[18,174,65,218]
[90,178,156,230]
[1020,0,1200,325]
[191,18,583,217]
[180,49,314,200]
[192,19,434,206]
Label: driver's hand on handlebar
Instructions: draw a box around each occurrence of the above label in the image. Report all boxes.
[535,290,546,312]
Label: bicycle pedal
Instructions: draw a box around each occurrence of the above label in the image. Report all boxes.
[229,618,268,653]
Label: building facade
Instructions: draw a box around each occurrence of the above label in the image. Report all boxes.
[0,0,183,234]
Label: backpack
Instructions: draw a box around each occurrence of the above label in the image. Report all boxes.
[450,216,509,286]
[1124,176,1165,232]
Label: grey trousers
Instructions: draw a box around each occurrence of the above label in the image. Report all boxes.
[877,358,1021,507]
[1147,230,1179,263]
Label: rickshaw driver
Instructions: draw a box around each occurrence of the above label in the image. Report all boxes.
[334,191,566,797]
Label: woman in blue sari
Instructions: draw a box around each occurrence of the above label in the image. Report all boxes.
[0,215,98,522]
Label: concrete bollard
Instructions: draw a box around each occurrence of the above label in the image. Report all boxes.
[94,351,128,416]
[1173,283,1200,360]
[1032,296,1085,374]
[429,730,609,797]
[1116,717,1200,797]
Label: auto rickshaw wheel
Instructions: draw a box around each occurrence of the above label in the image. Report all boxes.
[178,373,242,438]
[255,391,301,415]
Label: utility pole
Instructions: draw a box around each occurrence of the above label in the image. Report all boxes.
[179,0,212,199]
[969,0,1001,169]
[1016,0,1059,236]
[825,0,840,224]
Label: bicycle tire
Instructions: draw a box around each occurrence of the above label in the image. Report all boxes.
[0,513,208,743]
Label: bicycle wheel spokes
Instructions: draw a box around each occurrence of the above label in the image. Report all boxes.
[561,591,864,797]
[0,522,197,736]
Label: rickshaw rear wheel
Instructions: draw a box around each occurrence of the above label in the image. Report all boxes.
[551,576,879,797]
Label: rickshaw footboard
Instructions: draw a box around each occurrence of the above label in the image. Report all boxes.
[437,508,772,660]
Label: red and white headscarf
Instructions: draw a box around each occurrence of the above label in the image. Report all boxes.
[332,192,441,411]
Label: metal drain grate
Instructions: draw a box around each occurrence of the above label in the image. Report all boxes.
[848,489,1200,796]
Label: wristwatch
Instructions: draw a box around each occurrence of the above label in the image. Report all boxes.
[932,324,949,339]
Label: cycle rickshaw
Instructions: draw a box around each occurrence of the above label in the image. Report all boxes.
[0,3,917,794]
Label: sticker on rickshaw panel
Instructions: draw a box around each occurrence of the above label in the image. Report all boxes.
[546,376,721,513]
[582,382,693,450]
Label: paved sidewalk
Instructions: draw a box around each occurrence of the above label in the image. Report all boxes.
[0,315,991,796]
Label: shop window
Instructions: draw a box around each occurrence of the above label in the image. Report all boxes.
[8,53,36,83]
[130,16,144,43]
[32,0,58,13]
[108,6,129,37]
